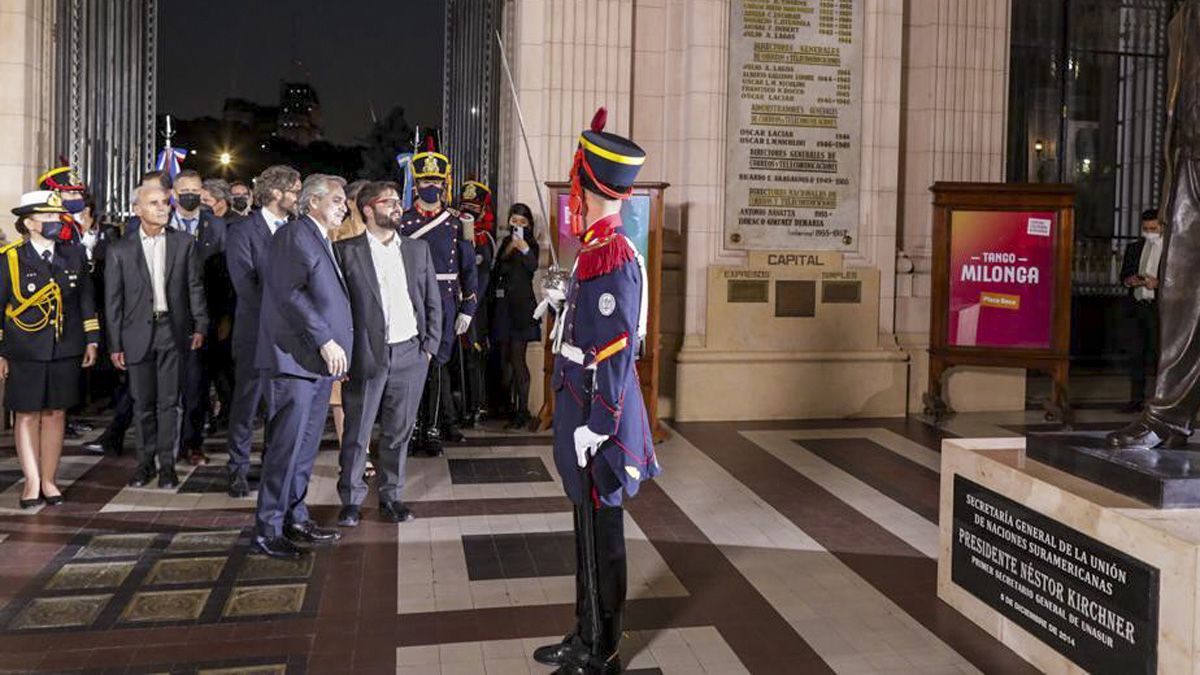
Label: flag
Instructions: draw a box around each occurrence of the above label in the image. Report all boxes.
[395,151,415,210]
[156,144,188,181]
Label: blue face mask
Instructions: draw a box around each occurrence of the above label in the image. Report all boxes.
[39,219,64,239]
[417,185,443,204]
[62,198,86,215]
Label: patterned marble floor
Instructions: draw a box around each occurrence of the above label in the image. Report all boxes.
[0,408,1139,673]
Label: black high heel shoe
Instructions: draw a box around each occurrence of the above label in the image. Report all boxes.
[19,491,43,509]
[43,493,64,506]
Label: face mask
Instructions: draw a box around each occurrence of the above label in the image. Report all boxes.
[231,196,249,212]
[177,194,202,211]
[417,185,443,204]
[63,198,86,214]
[38,219,64,240]
[1144,231,1162,242]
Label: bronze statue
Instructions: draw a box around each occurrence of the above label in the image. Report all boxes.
[1109,0,1200,449]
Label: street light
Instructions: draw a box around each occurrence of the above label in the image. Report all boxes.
[219,152,232,167]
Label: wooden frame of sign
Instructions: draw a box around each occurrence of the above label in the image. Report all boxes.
[926,182,1076,424]
[534,181,669,443]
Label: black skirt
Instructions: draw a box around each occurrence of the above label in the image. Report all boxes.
[6,357,82,412]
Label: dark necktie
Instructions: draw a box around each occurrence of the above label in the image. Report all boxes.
[183,219,197,235]
[41,250,52,266]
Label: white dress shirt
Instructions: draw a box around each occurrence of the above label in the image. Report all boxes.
[140,228,169,312]
[29,237,54,262]
[366,230,418,344]
[1136,235,1163,301]
[262,205,288,234]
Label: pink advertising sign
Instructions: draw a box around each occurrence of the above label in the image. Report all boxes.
[947,210,1057,350]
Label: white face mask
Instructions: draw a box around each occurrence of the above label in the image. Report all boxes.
[1143,231,1162,242]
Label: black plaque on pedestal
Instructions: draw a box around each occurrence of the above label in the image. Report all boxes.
[1026,431,1200,508]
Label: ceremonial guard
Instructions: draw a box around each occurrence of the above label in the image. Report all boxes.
[533,109,660,674]
[457,179,497,426]
[398,137,478,454]
[2,191,100,508]
[36,166,87,244]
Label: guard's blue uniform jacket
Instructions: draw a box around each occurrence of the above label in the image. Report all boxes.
[551,214,659,507]
[398,206,478,364]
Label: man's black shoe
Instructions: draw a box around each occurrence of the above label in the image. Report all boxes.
[380,500,415,523]
[285,520,341,544]
[1106,419,1190,449]
[442,426,465,443]
[227,473,250,498]
[128,465,156,487]
[84,432,123,456]
[252,534,304,560]
[158,470,180,490]
[534,634,583,666]
[338,505,361,527]
[551,654,622,675]
[421,429,444,457]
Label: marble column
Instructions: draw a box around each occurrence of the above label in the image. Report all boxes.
[0,0,56,242]
[896,0,1018,412]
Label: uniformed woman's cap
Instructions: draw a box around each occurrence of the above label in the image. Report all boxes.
[412,135,451,182]
[37,166,85,193]
[12,190,68,216]
[577,109,646,194]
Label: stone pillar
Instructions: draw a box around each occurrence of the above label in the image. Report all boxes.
[896,0,1018,412]
[0,0,56,241]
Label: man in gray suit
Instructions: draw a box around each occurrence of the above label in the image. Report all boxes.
[334,181,442,526]
[105,185,208,488]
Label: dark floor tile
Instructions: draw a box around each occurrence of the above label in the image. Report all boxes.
[799,437,941,522]
[461,532,575,581]
[447,457,553,484]
[178,464,263,494]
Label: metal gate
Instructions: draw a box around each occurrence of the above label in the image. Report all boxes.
[52,0,158,220]
[442,0,503,196]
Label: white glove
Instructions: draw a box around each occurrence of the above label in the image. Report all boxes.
[455,313,473,335]
[558,343,585,365]
[573,425,610,468]
[320,339,348,377]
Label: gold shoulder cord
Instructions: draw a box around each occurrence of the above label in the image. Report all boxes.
[5,246,62,339]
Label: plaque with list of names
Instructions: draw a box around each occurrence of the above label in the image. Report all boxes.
[725,0,863,251]
[951,476,1159,675]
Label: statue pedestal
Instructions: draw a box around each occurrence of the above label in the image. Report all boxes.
[1026,432,1200,508]
[938,438,1200,674]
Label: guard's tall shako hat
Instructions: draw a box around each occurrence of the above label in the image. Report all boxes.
[568,107,646,237]
[12,190,68,217]
[460,178,495,234]
[412,133,453,195]
[37,166,85,195]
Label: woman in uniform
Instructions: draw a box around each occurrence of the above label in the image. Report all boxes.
[489,203,541,430]
[2,191,100,508]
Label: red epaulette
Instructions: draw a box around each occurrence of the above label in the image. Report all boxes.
[576,234,635,281]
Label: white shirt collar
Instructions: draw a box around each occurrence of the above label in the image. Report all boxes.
[139,226,167,241]
[262,205,288,225]
[29,237,54,259]
[367,228,399,249]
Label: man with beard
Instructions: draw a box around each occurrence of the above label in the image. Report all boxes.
[333,181,441,526]
[224,165,301,498]
[397,137,478,455]
[252,174,350,559]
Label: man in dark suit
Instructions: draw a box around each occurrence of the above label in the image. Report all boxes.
[224,165,301,498]
[84,170,174,456]
[170,169,230,465]
[1119,209,1164,412]
[334,181,441,527]
[105,185,208,489]
[253,174,351,559]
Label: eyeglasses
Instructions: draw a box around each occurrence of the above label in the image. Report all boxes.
[369,198,401,208]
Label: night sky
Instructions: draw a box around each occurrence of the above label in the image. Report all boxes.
[157,0,446,145]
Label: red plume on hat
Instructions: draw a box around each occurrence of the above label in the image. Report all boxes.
[590,107,607,133]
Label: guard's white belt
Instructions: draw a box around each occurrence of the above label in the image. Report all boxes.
[435,273,458,281]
